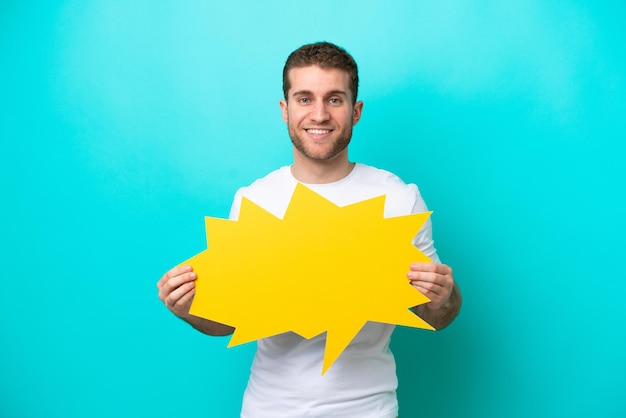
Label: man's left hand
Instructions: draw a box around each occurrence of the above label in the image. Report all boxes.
[407,262,455,310]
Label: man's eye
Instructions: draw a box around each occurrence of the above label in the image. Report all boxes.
[298,98,310,104]
[329,98,341,105]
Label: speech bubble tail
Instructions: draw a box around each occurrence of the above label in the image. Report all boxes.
[227,324,292,348]
[321,320,367,375]
[377,308,435,331]
[227,328,250,347]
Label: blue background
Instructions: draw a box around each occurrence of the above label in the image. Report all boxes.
[1,1,625,417]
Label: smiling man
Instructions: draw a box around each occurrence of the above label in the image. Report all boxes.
[157,41,462,418]
[281,64,361,168]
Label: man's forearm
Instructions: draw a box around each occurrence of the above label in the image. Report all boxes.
[413,284,462,330]
[181,313,235,336]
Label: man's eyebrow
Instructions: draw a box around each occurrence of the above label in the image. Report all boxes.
[291,90,348,97]
[292,90,313,97]
[326,90,348,97]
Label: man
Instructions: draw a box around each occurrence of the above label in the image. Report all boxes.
[157,41,461,418]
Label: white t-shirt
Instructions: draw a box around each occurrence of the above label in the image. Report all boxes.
[229,164,440,418]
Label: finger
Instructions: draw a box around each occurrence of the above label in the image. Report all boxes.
[409,262,437,272]
[158,271,196,303]
[411,280,444,295]
[407,270,440,283]
[161,271,197,294]
[410,278,453,302]
[410,263,452,276]
[157,265,193,288]
[408,266,453,287]
[412,284,443,304]
[412,282,449,305]
[175,287,196,309]
[165,280,196,308]
[413,284,434,297]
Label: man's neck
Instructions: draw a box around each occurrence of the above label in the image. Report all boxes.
[290,153,355,184]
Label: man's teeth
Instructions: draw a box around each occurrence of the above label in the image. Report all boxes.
[307,129,330,134]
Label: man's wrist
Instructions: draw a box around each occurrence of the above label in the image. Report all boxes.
[424,301,451,311]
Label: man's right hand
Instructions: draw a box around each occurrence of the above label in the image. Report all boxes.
[157,265,196,318]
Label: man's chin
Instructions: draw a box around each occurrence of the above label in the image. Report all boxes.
[293,146,347,162]
[291,139,350,162]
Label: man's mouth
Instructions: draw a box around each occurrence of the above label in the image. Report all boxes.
[306,129,332,135]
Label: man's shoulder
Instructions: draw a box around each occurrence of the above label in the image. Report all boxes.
[230,166,295,219]
[354,163,416,192]
[239,166,292,194]
[351,164,424,217]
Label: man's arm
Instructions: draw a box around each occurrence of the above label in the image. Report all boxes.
[408,262,462,330]
[157,265,234,336]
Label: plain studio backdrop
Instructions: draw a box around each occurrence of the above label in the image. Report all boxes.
[1,1,624,417]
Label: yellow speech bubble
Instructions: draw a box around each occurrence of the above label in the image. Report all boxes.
[183,183,434,374]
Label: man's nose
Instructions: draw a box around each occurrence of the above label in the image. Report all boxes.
[310,102,330,122]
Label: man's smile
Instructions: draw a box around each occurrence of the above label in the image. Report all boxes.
[306,128,332,135]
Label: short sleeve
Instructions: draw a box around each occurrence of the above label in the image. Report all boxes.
[410,186,441,264]
[228,188,244,221]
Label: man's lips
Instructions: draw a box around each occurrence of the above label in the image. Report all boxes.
[306,128,332,135]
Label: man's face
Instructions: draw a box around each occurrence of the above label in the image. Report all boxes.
[280,66,363,162]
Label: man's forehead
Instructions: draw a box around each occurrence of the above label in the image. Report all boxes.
[286,65,351,94]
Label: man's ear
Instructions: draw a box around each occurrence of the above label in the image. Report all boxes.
[352,101,364,126]
[279,99,288,124]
